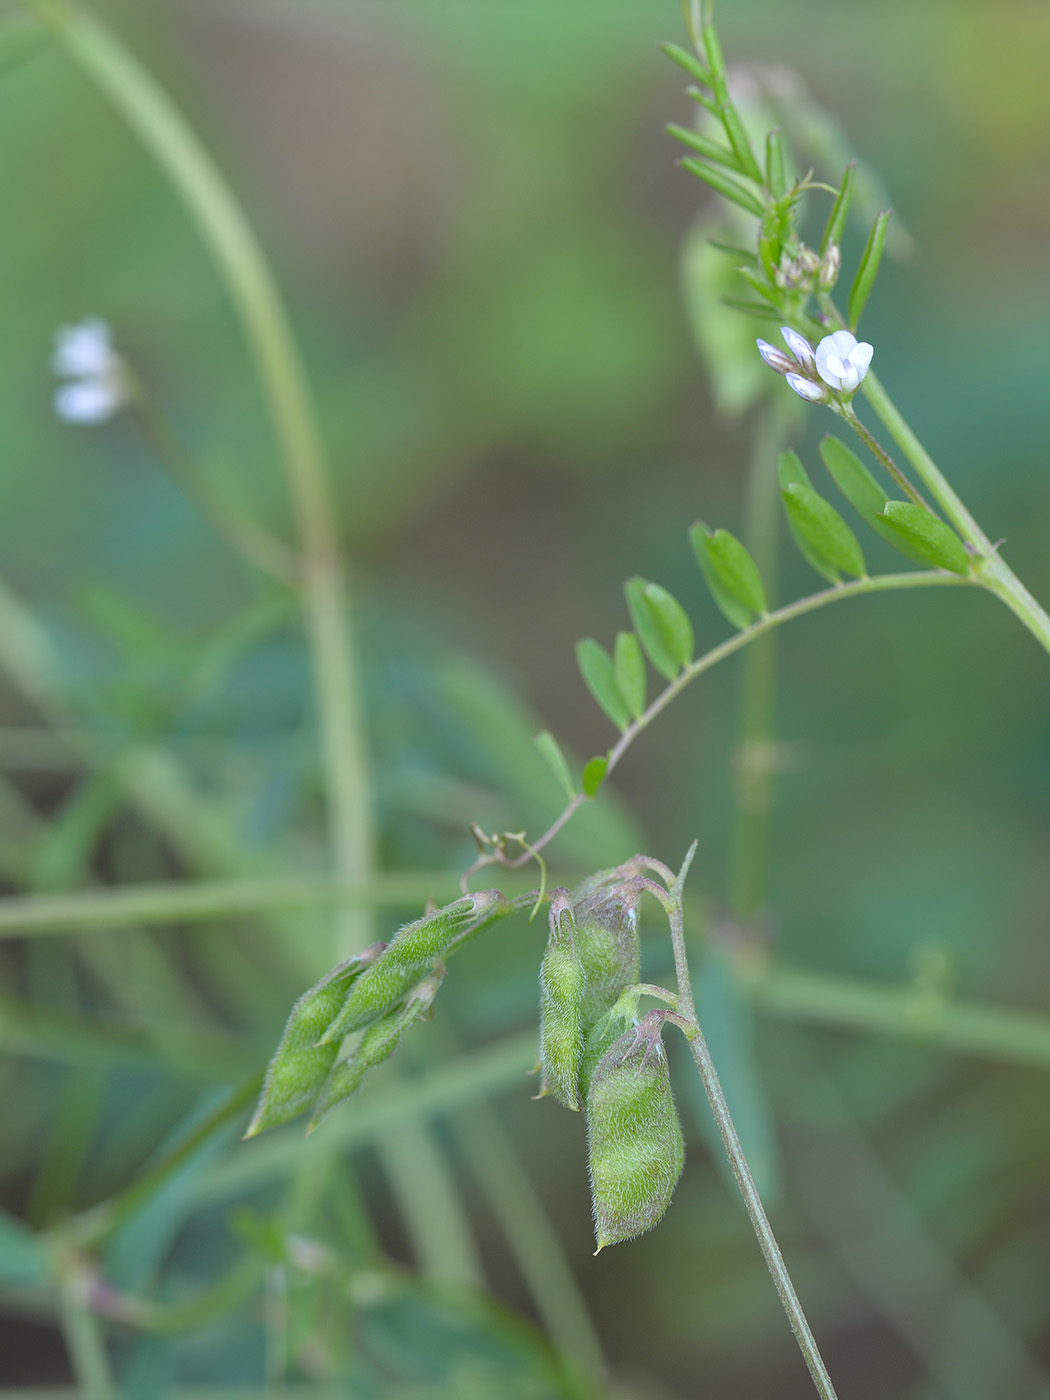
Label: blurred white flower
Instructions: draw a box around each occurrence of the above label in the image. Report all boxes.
[51,317,128,424]
[814,330,873,393]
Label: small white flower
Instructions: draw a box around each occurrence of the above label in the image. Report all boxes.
[814,330,873,393]
[51,317,128,425]
[785,373,827,403]
[780,325,816,369]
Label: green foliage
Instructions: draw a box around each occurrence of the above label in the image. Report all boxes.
[693,523,768,619]
[641,582,694,672]
[613,631,646,722]
[820,164,856,254]
[533,730,577,802]
[848,210,891,329]
[878,502,973,575]
[780,478,867,581]
[581,755,608,798]
[625,576,681,680]
[690,521,753,628]
[575,638,629,731]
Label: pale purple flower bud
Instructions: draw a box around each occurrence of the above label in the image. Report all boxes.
[755,338,796,375]
[51,318,118,379]
[780,326,816,369]
[785,373,827,403]
[815,330,873,393]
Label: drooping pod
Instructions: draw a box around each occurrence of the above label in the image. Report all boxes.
[538,890,586,1109]
[319,889,506,1045]
[307,967,446,1132]
[585,1009,685,1250]
[244,940,387,1138]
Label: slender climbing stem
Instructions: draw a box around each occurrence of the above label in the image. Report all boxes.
[729,400,784,918]
[836,401,929,510]
[27,1,374,958]
[665,900,839,1399]
[859,371,1050,657]
[505,569,974,865]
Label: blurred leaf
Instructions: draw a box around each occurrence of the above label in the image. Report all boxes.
[781,483,867,580]
[667,122,741,173]
[613,631,646,722]
[624,577,679,681]
[820,164,856,254]
[778,450,841,583]
[574,638,629,732]
[848,209,891,330]
[693,524,767,617]
[582,756,608,798]
[641,583,694,671]
[720,102,763,184]
[0,1208,48,1285]
[819,434,931,565]
[878,503,972,576]
[689,522,752,629]
[765,129,786,200]
[533,731,576,802]
[659,40,712,88]
[679,223,771,415]
[680,157,765,216]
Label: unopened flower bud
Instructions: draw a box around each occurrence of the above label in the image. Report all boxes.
[785,372,828,402]
[755,338,796,375]
[818,243,842,293]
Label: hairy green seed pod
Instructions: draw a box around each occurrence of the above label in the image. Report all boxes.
[319,890,505,1045]
[585,1010,685,1250]
[307,968,445,1133]
[244,940,387,1138]
[538,890,586,1110]
[572,878,641,1027]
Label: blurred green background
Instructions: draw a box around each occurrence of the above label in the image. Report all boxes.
[2,1,1050,1397]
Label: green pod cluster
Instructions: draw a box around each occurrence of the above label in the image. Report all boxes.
[244,940,387,1138]
[319,890,506,1045]
[307,968,445,1133]
[572,878,642,1026]
[585,1010,685,1250]
[538,890,586,1110]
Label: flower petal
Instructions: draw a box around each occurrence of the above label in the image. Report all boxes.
[756,338,795,375]
[54,379,121,424]
[52,318,117,379]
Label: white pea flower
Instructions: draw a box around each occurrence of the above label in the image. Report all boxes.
[755,322,874,404]
[814,330,873,393]
[51,317,129,424]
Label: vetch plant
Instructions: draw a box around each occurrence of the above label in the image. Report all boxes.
[7,2,1050,1398]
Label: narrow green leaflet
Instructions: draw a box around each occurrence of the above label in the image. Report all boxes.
[819,435,932,565]
[625,577,680,680]
[877,502,972,576]
[689,522,752,629]
[765,129,786,199]
[680,158,765,217]
[667,122,741,173]
[533,730,577,802]
[641,584,694,671]
[576,638,630,731]
[613,631,646,721]
[719,102,763,184]
[695,524,767,616]
[702,20,728,104]
[848,209,890,329]
[778,452,841,583]
[820,164,855,255]
[658,40,712,88]
[781,484,867,580]
[582,756,608,798]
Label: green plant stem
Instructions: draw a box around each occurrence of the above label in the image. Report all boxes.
[522,569,974,858]
[57,1274,116,1400]
[728,400,783,918]
[28,1,374,959]
[860,370,1050,656]
[665,904,838,1399]
[837,401,929,510]
[0,870,529,939]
